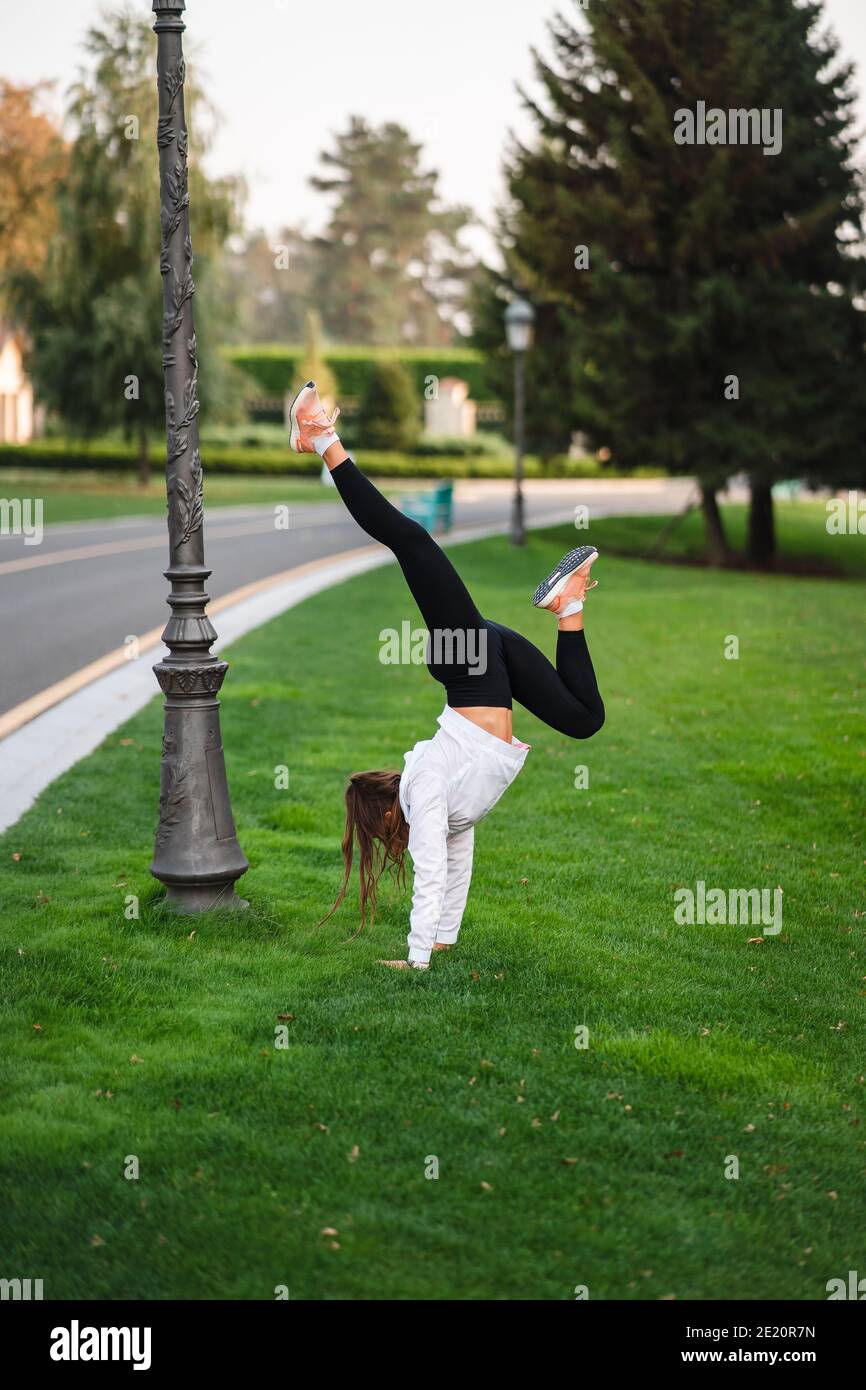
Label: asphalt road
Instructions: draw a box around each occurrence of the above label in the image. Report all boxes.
[0,477,697,718]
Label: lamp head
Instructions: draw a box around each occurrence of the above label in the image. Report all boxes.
[505,296,536,353]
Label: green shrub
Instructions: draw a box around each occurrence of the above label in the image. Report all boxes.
[415,432,510,458]
[226,343,491,401]
[356,360,420,452]
[0,438,665,480]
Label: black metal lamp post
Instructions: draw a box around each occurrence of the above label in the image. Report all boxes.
[150,0,248,911]
[504,296,536,548]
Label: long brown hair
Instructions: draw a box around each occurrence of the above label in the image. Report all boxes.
[319,770,410,934]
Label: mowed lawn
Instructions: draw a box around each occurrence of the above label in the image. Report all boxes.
[590,498,866,578]
[0,521,863,1301]
[0,467,336,525]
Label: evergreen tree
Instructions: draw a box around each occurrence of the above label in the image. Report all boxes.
[357,359,420,451]
[494,0,865,562]
[311,117,473,346]
[470,266,579,464]
[11,10,240,484]
[292,309,336,405]
[221,226,320,345]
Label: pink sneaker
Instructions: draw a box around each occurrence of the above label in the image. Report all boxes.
[289,380,341,454]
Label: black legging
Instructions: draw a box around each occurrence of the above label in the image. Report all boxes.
[331,458,605,739]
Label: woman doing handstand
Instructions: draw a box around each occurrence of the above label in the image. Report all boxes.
[291,382,605,969]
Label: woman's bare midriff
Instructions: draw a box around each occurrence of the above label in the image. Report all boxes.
[451,705,513,744]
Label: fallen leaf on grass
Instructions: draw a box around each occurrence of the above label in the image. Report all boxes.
[90,1235,105,1248]
[277,1013,296,1022]
[321,1227,338,1237]
[562,1158,578,1166]
[130,1055,144,1065]
[348,1146,360,1164]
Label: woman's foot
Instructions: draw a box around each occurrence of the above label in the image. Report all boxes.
[532,546,599,617]
[289,381,345,460]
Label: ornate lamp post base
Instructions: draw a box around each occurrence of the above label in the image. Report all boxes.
[160,884,249,914]
[150,647,249,913]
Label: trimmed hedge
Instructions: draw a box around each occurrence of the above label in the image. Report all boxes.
[0,438,664,481]
[226,343,491,401]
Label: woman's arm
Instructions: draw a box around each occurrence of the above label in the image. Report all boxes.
[405,774,449,966]
[435,827,474,948]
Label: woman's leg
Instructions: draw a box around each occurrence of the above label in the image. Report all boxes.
[489,620,605,739]
[328,455,484,638]
[292,385,482,637]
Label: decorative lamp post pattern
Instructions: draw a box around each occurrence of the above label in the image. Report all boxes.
[504,296,536,548]
[150,0,248,911]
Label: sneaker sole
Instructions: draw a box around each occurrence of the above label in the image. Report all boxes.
[288,380,316,454]
[532,546,598,609]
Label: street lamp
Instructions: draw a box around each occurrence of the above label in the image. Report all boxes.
[504,296,536,547]
[150,0,248,912]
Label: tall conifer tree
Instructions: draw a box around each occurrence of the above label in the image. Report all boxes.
[491,0,865,562]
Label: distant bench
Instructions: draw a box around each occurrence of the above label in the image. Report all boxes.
[400,481,454,533]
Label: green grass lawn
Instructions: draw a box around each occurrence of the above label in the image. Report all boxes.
[0,468,338,525]
[1,521,864,1300]
[595,499,866,578]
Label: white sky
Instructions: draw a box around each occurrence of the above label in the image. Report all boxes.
[3,0,866,262]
